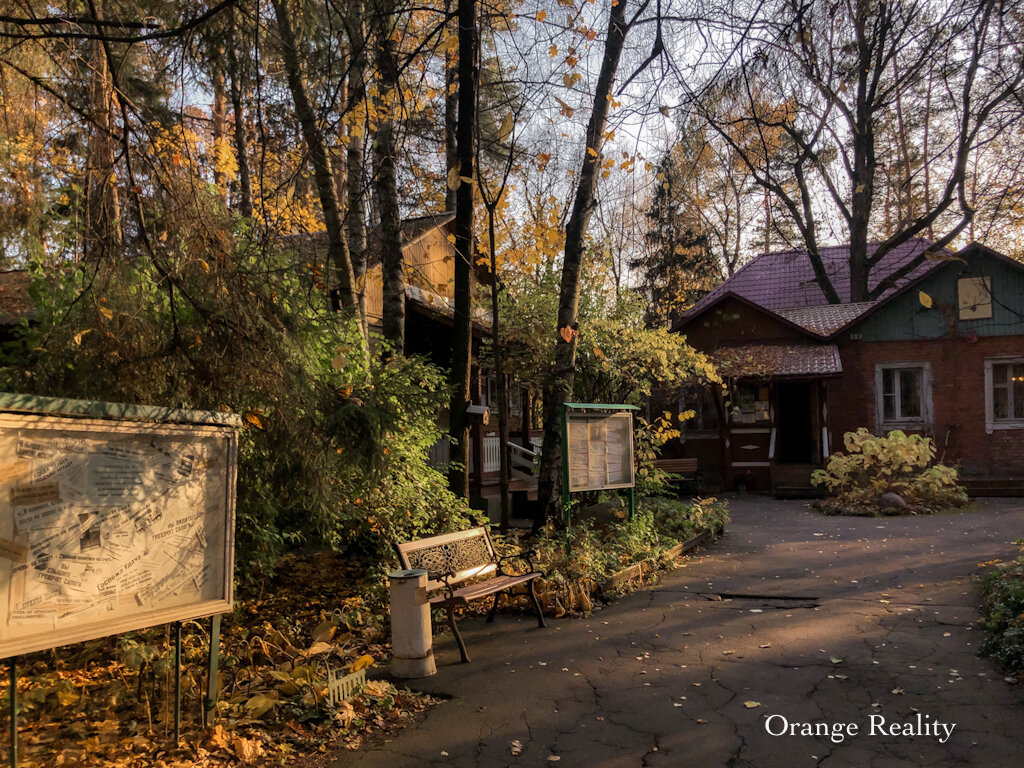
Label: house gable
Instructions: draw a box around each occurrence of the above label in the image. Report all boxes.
[681,294,816,352]
[850,250,1024,342]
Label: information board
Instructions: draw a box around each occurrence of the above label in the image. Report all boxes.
[0,411,236,658]
[566,411,635,492]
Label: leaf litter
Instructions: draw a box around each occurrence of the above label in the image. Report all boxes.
[6,551,437,767]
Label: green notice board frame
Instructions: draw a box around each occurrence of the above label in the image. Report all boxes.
[0,393,240,765]
[560,403,639,555]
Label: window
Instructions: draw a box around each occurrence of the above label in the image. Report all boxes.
[678,386,720,434]
[985,358,1024,431]
[875,363,932,432]
[958,276,993,320]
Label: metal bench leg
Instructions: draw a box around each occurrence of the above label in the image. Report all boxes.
[447,603,470,663]
[486,592,501,623]
[529,579,546,628]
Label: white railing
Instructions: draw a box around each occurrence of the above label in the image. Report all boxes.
[508,441,538,479]
[482,436,501,473]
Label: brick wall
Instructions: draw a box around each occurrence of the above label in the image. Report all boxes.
[828,335,1024,478]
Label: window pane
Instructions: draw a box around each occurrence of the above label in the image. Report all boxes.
[1014,366,1024,419]
[899,369,922,418]
[883,393,896,421]
[994,363,1010,386]
[882,369,895,420]
[994,386,1009,419]
[882,369,895,397]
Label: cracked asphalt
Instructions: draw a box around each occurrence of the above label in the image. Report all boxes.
[336,497,1024,768]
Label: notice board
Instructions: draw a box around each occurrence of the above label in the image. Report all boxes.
[566,411,635,492]
[0,401,237,658]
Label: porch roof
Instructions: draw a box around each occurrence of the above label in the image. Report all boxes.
[712,342,843,379]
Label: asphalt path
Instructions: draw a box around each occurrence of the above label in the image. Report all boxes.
[337,497,1024,768]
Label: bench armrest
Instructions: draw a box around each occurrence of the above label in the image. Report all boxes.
[496,548,539,576]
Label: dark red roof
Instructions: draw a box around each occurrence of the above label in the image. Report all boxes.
[712,342,843,378]
[682,239,950,321]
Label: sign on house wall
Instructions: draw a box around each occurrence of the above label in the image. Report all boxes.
[0,401,237,658]
[566,411,635,492]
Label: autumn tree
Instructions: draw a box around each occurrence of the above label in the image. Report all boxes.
[535,0,631,520]
[693,0,1024,302]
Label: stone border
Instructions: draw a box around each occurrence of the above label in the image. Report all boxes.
[602,530,713,590]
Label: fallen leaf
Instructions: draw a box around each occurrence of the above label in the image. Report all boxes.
[231,735,264,764]
[244,693,278,718]
[829,656,843,664]
[696,718,709,724]
[351,654,375,672]
[304,641,334,656]
[743,701,761,708]
[510,739,524,755]
[312,621,338,643]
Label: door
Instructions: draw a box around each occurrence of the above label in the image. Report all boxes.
[776,381,816,464]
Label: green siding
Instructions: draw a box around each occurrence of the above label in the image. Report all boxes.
[855,254,1024,342]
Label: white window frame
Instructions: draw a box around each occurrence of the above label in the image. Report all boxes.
[874,362,932,434]
[984,357,1024,433]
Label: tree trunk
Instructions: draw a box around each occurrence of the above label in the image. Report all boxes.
[371,0,405,353]
[85,11,121,262]
[536,0,629,520]
[487,208,510,530]
[211,49,229,203]
[448,0,477,499]
[346,0,369,327]
[444,0,458,213]
[225,11,253,219]
[271,0,358,314]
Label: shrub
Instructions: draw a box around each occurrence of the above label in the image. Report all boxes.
[496,496,729,617]
[810,428,967,514]
[633,413,684,496]
[643,496,730,542]
[979,542,1024,675]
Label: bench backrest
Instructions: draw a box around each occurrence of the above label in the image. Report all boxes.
[395,526,497,592]
[655,458,698,473]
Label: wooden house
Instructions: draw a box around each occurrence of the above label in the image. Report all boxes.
[671,239,1024,496]
[310,212,539,498]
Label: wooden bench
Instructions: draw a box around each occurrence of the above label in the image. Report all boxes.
[654,458,699,480]
[395,526,545,663]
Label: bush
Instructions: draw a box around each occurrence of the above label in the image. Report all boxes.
[979,542,1024,675]
[643,496,730,542]
[810,428,968,515]
[496,496,729,617]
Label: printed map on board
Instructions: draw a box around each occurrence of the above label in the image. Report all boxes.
[0,424,231,649]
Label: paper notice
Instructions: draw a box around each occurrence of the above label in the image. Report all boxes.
[0,461,32,484]
[588,441,606,488]
[88,460,145,500]
[10,482,60,507]
[16,437,54,460]
[567,420,590,490]
[0,538,28,563]
[15,499,74,532]
[9,608,59,625]
[31,457,76,484]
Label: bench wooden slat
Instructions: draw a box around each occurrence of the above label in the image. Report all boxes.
[428,571,543,605]
[653,458,699,475]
